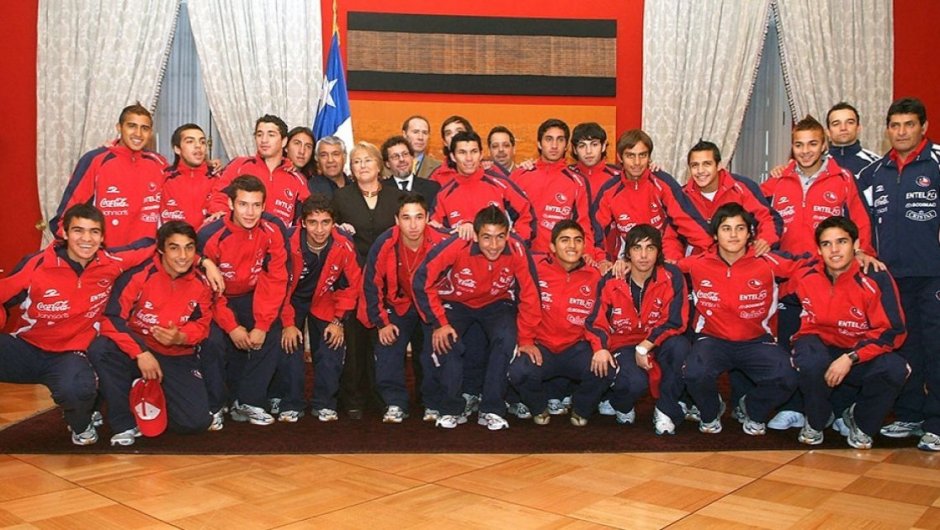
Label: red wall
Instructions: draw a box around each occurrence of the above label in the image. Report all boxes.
[893,0,940,120]
[0,0,40,274]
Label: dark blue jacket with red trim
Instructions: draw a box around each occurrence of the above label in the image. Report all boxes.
[281,226,362,325]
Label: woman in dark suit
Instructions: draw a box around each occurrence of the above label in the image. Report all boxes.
[332,141,402,418]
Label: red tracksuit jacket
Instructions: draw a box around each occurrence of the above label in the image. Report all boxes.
[161,162,220,229]
[760,157,875,256]
[585,263,688,351]
[570,161,621,203]
[683,169,783,249]
[413,234,541,345]
[792,260,906,362]
[99,255,214,358]
[431,168,537,242]
[52,144,166,247]
[429,164,459,187]
[197,214,290,332]
[511,160,602,260]
[207,155,309,227]
[677,248,803,341]
[0,242,154,352]
[360,225,449,328]
[281,227,362,325]
[532,255,603,352]
[592,169,713,260]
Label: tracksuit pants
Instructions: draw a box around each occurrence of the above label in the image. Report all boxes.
[611,335,691,422]
[309,317,347,411]
[429,300,516,417]
[508,341,612,418]
[894,277,940,434]
[201,294,281,412]
[684,335,797,423]
[373,307,435,411]
[0,335,96,433]
[87,337,211,434]
[270,300,310,414]
[792,335,907,436]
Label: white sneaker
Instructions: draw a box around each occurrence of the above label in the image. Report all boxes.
[230,401,275,425]
[844,404,873,449]
[90,410,104,427]
[110,427,141,446]
[478,412,509,430]
[598,399,616,416]
[317,408,339,422]
[737,397,766,436]
[423,408,440,422]
[699,417,722,434]
[653,407,675,435]
[832,417,849,437]
[679,401,701,422]
[383,405,408,423]
[70,424,98,446]
[798,423,824,445]
[918,432,940,452]
[507,402,532,419]
[462,393,481,417]
[268,398,282,415]
[547,399,568,415]
[767,410,805,430]
[209,409,225,431]
[436,414,459,429]
[278,410,304,423]
[880,420,924,439]
[615,408,636,425]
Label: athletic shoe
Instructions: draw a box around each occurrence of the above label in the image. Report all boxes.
[832,417,849,437]
[230,401,275,425]
[768,410,805,430]
[209,410,224,431]
[268,398,281,415]
[615,408,636,425]
[917,432,940,452]
[110,427,141,447]
[547,398,569,415]
[90,410,104,427]
[737,396,766,436]
[597,399,616,416]
[70,424,98,446]
[570,411,588,427]
[879,420,924,439]
[653,407,675,435]
[562,396,572,409]
[731,405,746,423]
[798,423,824,445]
[699,417,722,434]
[436,414,459,429]
[679,401,701,422]
[478,412,509,430]
[462,393,481,417]
[317,408,339,422]
[278,410,304,423]
[383,405,408,423]
[843,404,872,449]
[423,408,440,422]
[507,402,532,419]
[533,409,551,425]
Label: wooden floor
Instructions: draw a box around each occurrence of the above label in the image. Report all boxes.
[1,382,939,529]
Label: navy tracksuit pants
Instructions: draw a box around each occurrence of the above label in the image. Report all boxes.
[792,335,907,436]
[373,307,436,411]
[87,336,211,434]
[270,300,310,413]
[508,341,612,418]
[894,277,940,434]
[684,335,797,423]
[610,335,691,423]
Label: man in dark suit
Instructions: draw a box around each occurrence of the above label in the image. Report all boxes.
[381,136,441,210]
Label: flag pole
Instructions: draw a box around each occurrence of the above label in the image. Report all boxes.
[333,0,339,40]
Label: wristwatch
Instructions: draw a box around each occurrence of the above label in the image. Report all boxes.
[847,351,859,364]
[635,345,649,356]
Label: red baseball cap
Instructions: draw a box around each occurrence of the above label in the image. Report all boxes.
[129,378,167,437]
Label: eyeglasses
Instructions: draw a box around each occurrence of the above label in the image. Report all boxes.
[388,152,412,161]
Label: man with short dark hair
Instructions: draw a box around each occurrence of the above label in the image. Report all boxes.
[89,221,215,445]
[198,175,290,428]
[428,115,473,186]
[414,205,541,430]
[402,115,440,179]
[0,204,156,445]
[208,115,310,226]
[790,216,907,449]
[487,125,517,176]
[508,220,609,427]
[52,104,166,247]
[381,135,440,208]
[161,123,220,228]
[858,97,940,451]
[826,102,881,177]
[361,193,449,422]
[586,224,690,435]
[569,122,621,198]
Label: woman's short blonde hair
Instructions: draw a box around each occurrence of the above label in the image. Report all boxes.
[349,141,382,168]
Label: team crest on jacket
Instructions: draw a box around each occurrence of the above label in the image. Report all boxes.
[849,306,865,319]
[285,189,294,199]
[579,285,592,296]
[917,176,931,188]
[148,181,158,192]
[555,193,567,203]
[823,191,838,203]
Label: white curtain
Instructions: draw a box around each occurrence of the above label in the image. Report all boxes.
[37,0,180,241]
[643,1,771,181]
[187,0,323,159]
[775,0,893,154]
